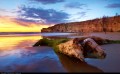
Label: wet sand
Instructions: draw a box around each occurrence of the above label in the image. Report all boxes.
[9,44,119,72]
[68,32,120,40]
[0,32,120,72]
[1,42,119,72]
[0,46,66,72]
[73,32,120,72]
[89,32,120,40]
[86,44,120,72]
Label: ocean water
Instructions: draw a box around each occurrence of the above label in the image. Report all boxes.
[0,33,119,72]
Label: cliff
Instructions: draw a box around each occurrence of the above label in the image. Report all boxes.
[41,15,120,32]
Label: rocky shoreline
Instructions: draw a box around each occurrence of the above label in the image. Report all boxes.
[33,36,111,61]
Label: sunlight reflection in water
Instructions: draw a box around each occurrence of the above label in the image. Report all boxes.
[0,34,65,72]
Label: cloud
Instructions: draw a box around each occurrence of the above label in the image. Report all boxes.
[67,11,87,22]
[0,8,18,18]
[77,11,87,17]
[64,2,87,9]
[0,8,7,12]
[106,3,120,8]
[16,17,46,24]
[17,6,69,24]
[29,0,65,4]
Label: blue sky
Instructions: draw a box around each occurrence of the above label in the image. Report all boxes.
[0,0,120,25]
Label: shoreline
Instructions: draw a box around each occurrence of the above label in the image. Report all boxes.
[89,32,120,40]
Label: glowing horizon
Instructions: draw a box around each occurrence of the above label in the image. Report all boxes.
[0,16,50,32]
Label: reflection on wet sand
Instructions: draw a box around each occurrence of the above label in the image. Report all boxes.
[0,35,42,58]
[56,53,103,72]
[0,33,119,72]
[0,46,66,72]
[0,35,42,50]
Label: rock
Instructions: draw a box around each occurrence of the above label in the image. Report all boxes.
[41,16,120,33]
[57,39,85,61]
[90,36,109,45]
[83,38,106,58]
[57,37,106,61]
[33,36,107,61]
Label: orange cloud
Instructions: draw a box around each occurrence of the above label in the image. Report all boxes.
[0,16,50,32]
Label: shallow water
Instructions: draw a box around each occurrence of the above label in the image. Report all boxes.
[85,44,120,72]
[0,33,120,72]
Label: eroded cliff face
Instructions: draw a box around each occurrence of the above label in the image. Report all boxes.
[41,16,120,32]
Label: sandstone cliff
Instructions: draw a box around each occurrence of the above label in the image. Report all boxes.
[41,15,120,32]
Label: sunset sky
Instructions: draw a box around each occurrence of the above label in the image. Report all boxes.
[0,0,120,32]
